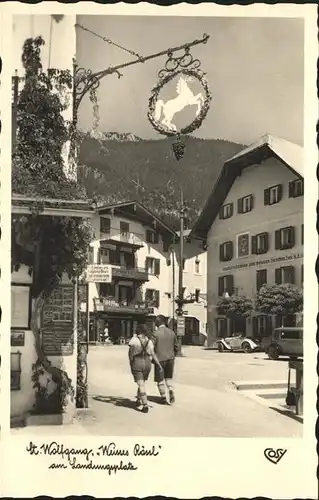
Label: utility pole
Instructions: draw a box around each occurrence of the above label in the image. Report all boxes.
[175,189,187,356]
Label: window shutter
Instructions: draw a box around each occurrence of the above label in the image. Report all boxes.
[182,258,186,270]
[250,195,254,210]
[300,179,304,196]
[251,235,257,254]
[275,229,281,250]
[154,259,160,275]
[219,207,224,219]
[264,188,270,205]
[218,277,224,296]
[163,239,170,252]
[145,289,150,302]
[301,264,304,284]
[227,275,234,295]
[275,268,282,284]
[155,290,160,307]
[237,198,243,214]
[97,248,101,264]
[288,181,294,198]
[228,241,233,260]
[277,184,283,202]
[301,224,304,245]
[219,244,224,261]
[288,266,295,284]
[264,232,269,252]
[229,203,234,217]
[154,232,159,244]
[288,226,295,248]
[145,257,149,270]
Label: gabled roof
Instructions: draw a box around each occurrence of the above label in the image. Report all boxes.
[190,134,303,240]
[97,200,177,237]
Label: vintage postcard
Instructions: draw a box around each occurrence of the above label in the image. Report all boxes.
[0,2,317,498]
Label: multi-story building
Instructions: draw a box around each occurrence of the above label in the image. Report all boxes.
[83,201,207,344]
[190,134,303,347]
[86,201,176,343]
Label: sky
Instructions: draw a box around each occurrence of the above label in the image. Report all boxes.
[76,15,304,146]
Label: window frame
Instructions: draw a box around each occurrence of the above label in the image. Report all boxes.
[238,195,253,214]
[120,221,130,235]
[289,179,304,198]
[100,217,111,234]
[219,202,234,220]
[219,241,233,262]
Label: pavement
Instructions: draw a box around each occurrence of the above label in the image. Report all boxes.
[12,346,302,437]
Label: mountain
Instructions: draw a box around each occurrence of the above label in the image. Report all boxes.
[78,132,245,230]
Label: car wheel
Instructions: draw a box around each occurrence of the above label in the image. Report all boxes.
[268,345,279,360]
[218,343,224,352]
[242,342,252,353]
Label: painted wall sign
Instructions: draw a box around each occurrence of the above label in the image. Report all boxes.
[222,252,303,272]
[87,264,112,283]
[41,285,74,356]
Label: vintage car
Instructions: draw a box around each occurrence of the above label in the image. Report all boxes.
[216,334,260,353]
[266,327,303,360]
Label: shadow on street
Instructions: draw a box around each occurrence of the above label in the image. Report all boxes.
[93,395,139,411]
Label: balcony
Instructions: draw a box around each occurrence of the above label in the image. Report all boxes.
[111,265,149,281]
[94,297,154,315]
[100,228,144,248]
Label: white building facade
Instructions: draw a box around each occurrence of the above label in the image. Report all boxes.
[84,202,207,344]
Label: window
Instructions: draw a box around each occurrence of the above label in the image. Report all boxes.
[11,351,22,391]
[251,232,269,255]
[216,317,227,337]
[264,184,283,205]
[236,232,250,258]
[275,265,295,284]
[145,289,160,307]
[289,179,304,198]
[219,202,233,220]
[256,269,267,291]
[100,217,111,234]
[237,195,253,214]
[145,257,160,275]
[146,229,159,244]
[195,289,201,302]
[218,275,234,296]
[252,315,272,338]
[275,226,295,250]
[219,241,233,262]
[120,221,129,235]
[99,283,115,298]
[301,264,304,285]
[301,224,304,245]
[195,258,200,274]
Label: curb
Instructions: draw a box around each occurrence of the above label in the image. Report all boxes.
[232,380,287,391]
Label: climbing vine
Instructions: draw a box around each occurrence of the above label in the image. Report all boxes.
[12,36,91,414]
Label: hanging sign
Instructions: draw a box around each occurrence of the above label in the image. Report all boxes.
[177,316,185,336]
[148,43,212,160]
[86,264,112,283]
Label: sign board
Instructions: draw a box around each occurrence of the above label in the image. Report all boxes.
[177,316,185,337]
[86,264,112,283]
[41,285,74,356]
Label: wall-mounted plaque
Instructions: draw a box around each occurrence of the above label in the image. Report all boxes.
[41,285,75,356]
[11,284,31,329]
[11,330,25,346]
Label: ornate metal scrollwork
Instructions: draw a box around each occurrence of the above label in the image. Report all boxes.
[73,66,101,114]
[158,36,208,80]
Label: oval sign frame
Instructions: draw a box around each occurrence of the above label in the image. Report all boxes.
[148,68,212,137]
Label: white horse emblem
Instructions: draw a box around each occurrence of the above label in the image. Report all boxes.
[154,75,204,131]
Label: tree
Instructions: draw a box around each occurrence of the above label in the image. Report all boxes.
[255,284,303,324]
[216,294,254,336]
[216,294,254,318]
[12,37,91,413]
